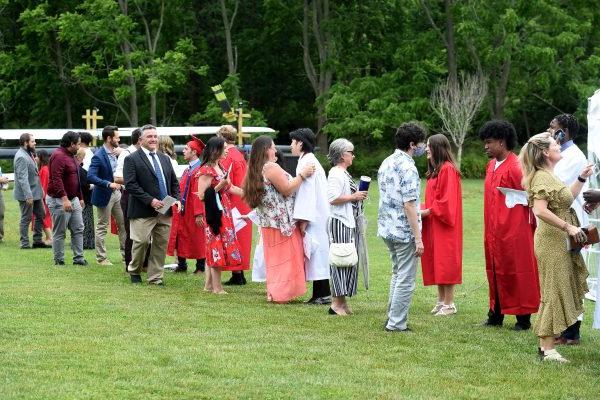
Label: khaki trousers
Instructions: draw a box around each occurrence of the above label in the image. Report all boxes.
[95,190,126,262]
[128,214,171,283]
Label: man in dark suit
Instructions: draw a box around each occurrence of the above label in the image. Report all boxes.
[124,124,179,285]
[13,133,50,249]
[88,126,126,265]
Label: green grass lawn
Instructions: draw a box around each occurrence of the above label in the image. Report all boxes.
[0,180,599,400]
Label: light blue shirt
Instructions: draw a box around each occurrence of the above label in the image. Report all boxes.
[141,146,167,186]
[377,149,421,242]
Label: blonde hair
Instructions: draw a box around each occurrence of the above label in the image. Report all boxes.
[76,147,86,161]
[158,135,176,160]
[519,132,553,189]
[217,125,237,144]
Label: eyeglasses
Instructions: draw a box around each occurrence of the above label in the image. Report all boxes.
[345,150,355,155]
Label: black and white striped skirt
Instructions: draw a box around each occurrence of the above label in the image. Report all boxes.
[328,217,358,297]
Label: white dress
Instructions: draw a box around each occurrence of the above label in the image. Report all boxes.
[293,152,330,281]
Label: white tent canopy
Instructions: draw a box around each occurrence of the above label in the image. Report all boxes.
[0,126,276,141]
[588,89,600,160]
[586,88,600,303]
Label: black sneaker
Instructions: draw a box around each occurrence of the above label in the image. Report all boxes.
[32,242,52,249]
[130,274,142,284]
[55,260,65,266]
[73,260,88,266]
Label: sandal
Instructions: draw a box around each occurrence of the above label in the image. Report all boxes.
[435,304,457,316]
[430,302,444,314]
[542,349,569,363]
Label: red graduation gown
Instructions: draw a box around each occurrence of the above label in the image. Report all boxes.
[421,162,463,285]
[483,152,540,315]
[221,146,251,270]
[167,164,206,260]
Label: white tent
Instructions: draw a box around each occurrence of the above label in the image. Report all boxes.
[586,89,600,302]
[0,126,276,141]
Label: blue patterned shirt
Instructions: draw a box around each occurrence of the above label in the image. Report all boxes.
[377,149,421,242]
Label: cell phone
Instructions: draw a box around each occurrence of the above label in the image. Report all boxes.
[554,129,566,144]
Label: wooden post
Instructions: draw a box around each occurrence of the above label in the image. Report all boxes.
[82,108,103,146]
[236,103,251,146]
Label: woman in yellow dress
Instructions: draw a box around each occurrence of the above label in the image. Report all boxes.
[519,132,593,363]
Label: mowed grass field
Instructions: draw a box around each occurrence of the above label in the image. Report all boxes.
[0,180,599,400]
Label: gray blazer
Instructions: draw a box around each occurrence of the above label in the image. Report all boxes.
[13,148,43,201]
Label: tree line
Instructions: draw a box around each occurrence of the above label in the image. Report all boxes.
[1,0,599,158]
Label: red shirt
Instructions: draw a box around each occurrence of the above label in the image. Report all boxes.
[48,147,83,200]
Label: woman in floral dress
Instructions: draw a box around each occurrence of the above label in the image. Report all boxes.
[243,136,316,303]
[196,137,244,294]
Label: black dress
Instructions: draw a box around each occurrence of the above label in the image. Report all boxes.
[79,166,95,250]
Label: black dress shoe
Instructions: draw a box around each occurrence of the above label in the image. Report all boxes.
[514,323,531,331]
[223,273,246,286]
[130,274,142,284]
[55,260,65,266]
[314,296,332,305]
[32,242,52,249]
[173,265,188,273]
[73,260,88,266]
[481,320,503,327]
[385,326,412,333]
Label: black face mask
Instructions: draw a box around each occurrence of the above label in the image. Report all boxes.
[554,129,566,145]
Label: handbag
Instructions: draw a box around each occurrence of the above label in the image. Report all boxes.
[329,242,358,268]
[568,226,600,251]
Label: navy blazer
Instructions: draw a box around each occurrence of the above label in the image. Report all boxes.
[87,146,117,208]
[123,149,179,219]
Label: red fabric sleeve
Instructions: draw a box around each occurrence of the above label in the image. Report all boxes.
[192,173,205,216]
[430,163,460,227]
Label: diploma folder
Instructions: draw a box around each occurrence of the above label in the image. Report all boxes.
[497,187,528,208]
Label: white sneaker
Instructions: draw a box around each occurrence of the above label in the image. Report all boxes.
[542,349,569,363]
[430,302,444,314]
[435,304,457,316]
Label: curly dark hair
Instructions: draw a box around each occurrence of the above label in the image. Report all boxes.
[478,120,517,150]
[554,114,580,138]
[60,131,80,148]
[395,123,426,151]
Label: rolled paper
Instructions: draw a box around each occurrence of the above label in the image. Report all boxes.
[359,176,371,192]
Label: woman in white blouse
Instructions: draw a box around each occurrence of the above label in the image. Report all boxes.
[327,139,368,315]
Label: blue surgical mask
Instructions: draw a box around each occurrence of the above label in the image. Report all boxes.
[413,144,426,157]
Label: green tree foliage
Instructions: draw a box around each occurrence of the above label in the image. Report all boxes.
[0,0,599,162]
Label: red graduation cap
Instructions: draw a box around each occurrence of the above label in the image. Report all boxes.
[187,135,205,155]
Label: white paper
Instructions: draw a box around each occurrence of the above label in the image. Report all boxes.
[246,209,260,226]
[158,195,177,214]
[231,207,247,232]
[497,187,528,208]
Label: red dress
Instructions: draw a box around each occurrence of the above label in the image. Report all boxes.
[167,162,206,260]
[220,146,252,270]
[421,162,463,285]
[199,165,242,270]
[39,165,52,229]
[483,152,540,315]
